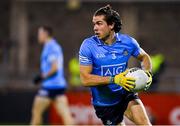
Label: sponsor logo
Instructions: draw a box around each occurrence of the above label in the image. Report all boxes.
[106,120,112,125]
[96,53,106,58]
[101,63,126,76]
[70,105,101,124]
[170,107,180,124]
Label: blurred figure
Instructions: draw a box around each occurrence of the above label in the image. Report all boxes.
[150,53,165,91]
[30,26,74,125]
[68,56,81,87]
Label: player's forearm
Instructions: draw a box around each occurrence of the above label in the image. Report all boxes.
[140,54,152,72]
[42,63,58,79]
[80,74,111,86]
[43,69,57,79]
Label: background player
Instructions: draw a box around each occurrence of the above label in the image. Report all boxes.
[30,26,74,125]
[79,5,152,125]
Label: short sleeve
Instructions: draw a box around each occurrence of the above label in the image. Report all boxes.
[79,40,93,65]
[47,46,59,64]
[131,37,141,58]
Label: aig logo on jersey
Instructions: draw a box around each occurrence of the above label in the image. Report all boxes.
[101,63,126,76]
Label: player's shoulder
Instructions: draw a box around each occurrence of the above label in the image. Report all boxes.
[49,39,59,46]
[118,33,137,43]
[47,39,61,52]
[118,33,139,47]
[80,36,98,47]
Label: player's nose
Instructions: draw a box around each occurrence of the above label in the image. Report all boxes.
[93,25,98,32]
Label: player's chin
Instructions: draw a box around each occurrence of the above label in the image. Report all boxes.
[97,35,103,40]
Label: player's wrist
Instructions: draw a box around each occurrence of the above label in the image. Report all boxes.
[42,71,58,80]
[109,76,114,83]
[33,74,44,85]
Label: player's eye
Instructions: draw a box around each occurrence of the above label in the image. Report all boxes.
[97,22,102,25]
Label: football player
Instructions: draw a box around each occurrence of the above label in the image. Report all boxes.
[79,5,152,125]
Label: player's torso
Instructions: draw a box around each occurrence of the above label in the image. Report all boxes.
[88,35,136,106]
[90,36,134,77]
[41,40,66,89]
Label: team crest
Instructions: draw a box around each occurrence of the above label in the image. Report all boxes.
[123,50,128,56]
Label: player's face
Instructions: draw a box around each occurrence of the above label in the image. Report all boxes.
[38,28,48,44]
[93,15,113,40]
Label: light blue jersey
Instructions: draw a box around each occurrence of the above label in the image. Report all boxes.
[79,33,141,106]
[41,39,66,89]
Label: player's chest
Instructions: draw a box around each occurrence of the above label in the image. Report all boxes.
[91,45,132,66]
[41,47,51,65]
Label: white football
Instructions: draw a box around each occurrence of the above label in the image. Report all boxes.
[126,68,149,92]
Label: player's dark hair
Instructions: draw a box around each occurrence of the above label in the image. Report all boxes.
[94,5,122,33]
[40,25,53,37]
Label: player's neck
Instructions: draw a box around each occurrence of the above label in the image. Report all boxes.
[103,31,116,45]
[44,37,52,44]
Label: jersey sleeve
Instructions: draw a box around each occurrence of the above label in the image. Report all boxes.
[131,37,142,58]
[79,39,93,65]
[47,45,60,64]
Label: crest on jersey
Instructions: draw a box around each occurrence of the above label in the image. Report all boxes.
[123,50,128,56]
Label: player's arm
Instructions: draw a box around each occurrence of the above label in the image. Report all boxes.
[137,49,152,72]
[80,65,110,86]
[80,65,135,91]
[79,41,111,86]
[33,48,59,84]
[33,61,58,84]
[136,49,153,90]
[131,37,152,72]
[43,60,58,78]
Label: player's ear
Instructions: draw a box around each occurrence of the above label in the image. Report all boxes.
[109,23,115,30]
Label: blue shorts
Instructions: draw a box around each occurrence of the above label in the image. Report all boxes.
[37,88,66,99]
[94,92,139,125]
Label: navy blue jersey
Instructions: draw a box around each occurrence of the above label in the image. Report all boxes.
[41,39,66,89]
[79,33,141,106]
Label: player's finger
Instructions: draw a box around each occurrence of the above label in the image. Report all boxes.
[126,83,135,89]
[145,71,152,77]
[147,77,152,83]
[126,77,136,82]
[124,83,134,89]
[123,86,130,91]
[122,70,128,76]
[126,81,135,85]
[147,81,151,86]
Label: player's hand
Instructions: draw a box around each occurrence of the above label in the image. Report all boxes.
[114,70,136,91]
[144,71,152,91]
[33,74,44,85]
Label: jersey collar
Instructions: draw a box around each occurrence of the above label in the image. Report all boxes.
[94,33,121,46]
